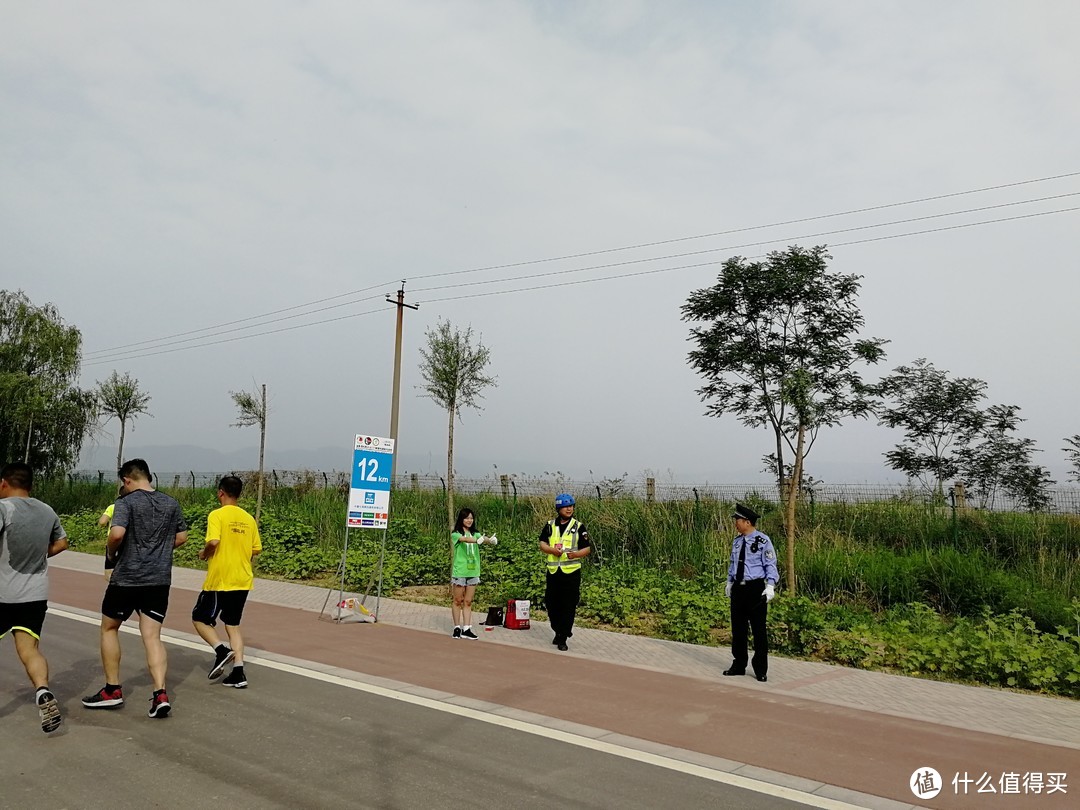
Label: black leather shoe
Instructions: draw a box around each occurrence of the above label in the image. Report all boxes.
[552,636,563,646]
[722,668,745,676]
[756,675,768,682]
[557,642,569,651]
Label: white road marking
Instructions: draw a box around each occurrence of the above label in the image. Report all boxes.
[53,607,865,810]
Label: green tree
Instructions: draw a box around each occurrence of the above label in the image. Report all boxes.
[1064,435,1080,483]
[956,404,1054,511]
[231,383,267,523]
[0,290,97,477]
[96,371,152,470]
[873,358,988,496]
[681,246,886,593]
[418,319,496,531]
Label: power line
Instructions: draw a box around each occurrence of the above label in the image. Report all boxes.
[81,170,1079,360]
[83,305,387,367]
[84,204,1079,366]
[85,292,386,364]
[407,170,1080,282]
[417,206,1080,306]
[406,192,1079,298]
[84,284,388,358]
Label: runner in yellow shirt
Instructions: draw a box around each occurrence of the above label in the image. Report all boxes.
[191,476,261,688]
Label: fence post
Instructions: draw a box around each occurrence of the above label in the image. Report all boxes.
[410,473,419,491]
[500,474,509,499]
[949,484,959,544]
[510,479,517,525]
[190,471,195,489]
[173,474,180,489]
[97,471,104,487]
[322,472,328,489]
[595,484,602,501]
[646,477,655,503]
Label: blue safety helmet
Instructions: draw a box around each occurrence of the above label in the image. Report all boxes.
[555,493,575,509]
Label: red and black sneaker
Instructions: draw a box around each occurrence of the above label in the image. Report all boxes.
[82,685,124,709]
[147,690,171,719]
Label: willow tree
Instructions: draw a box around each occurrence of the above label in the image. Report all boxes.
[231,384,267,522]
[682,246,887,593]
[97,371,152,470]
[0,290,97,476]
[418,319,496,530]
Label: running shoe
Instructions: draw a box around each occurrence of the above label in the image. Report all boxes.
[82,685,124,709]
[148,691,171,718]
[208,646,235,680]
[222,669,248,689]
[452,627,462,638]
[37,690,62,733]
[461,628,479,639]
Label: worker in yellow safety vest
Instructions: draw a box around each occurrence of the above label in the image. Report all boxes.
[538,493,592,651]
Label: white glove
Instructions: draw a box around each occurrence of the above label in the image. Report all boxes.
[764,583,775,602]
[724,581,733,598]
[487,534,498,546]
[475,535,486,545]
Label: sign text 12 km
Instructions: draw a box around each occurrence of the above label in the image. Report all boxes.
[347,434,394,529]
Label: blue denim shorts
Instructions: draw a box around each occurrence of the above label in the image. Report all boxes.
[451,577,480,586]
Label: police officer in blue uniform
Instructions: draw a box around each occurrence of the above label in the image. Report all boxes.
[723,504,778,682]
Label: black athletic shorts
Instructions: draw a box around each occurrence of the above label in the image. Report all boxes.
[0,600,48,639]
[191,590,249,627]
[101,584,171,624]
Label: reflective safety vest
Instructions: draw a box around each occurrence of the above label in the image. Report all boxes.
[545,518,582,574]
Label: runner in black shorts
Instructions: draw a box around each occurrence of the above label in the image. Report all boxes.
[1,462,68,734]
[192,476,261,688]
[83,460,188,718]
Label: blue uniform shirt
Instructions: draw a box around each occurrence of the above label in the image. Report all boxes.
[727,530,779,584]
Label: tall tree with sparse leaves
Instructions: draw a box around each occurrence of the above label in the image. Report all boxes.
[873,358,988,497]
[231,384,267,523]
[0,290,97,477]
[96,371,152,470]
[418,319,496,531]
[682,246,887,594]
[1064,436,1080,484]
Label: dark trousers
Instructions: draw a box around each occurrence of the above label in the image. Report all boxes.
[545,569,582,640]
[730,578,768,676]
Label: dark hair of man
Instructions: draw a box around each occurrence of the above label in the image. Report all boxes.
[453,507,478,535]
[0,462,33,492]
[118,458,152,482]
[218,475,243,499]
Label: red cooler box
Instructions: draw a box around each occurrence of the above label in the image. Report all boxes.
[504,599,531,630]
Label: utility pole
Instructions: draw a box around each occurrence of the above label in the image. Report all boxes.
[387,281,419,487]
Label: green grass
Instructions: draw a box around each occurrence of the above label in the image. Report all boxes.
[48,480,1080,695]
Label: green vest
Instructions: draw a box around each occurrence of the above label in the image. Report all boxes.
[545,518,582,574]
[451,532,480,578]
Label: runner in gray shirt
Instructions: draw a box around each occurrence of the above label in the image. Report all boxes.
[0,462,67,733]
[83,459,188,719]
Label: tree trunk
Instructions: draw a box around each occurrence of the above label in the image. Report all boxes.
[773,426,786,501]
[256,384,266,524]
[784,423,806,594]
[116,418,127,471]
[446,402,456,530]
[24,414,33,463]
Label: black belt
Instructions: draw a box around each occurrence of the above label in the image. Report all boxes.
[735,578,764,585]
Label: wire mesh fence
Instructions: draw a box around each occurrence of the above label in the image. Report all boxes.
[68,469,1080,514]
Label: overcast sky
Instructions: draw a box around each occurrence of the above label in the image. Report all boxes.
[4,1,1079,485]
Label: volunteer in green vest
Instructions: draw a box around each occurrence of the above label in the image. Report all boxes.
[538,493,591,651]
[450,507,497,639]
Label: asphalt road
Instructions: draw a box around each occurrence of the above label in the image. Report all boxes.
[1,614,814,810]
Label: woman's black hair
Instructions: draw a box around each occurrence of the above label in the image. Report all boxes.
[453,507,478,535]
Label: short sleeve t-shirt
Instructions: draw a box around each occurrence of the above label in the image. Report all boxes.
[202,504,262,591]
[110,490,188,587]
[0,497,66,603]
